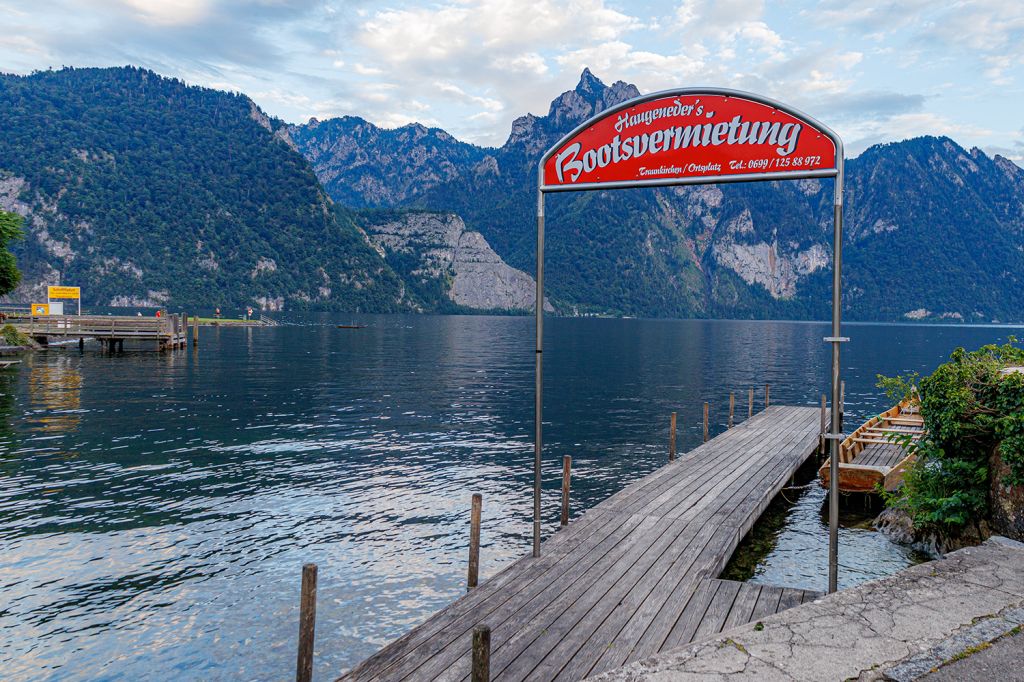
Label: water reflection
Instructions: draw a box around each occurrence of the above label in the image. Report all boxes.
[0,368,18,453]
[0,316,1018,680]
[27,355,83,434]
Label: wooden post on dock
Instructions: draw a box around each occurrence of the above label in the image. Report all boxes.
[748,388,754,419]
[728,393,735,428]
[472,625,491,682]
[468,493,482,590]
[560,456,572,527]
[296,563,317,682]
[669,412,677,461]
[820,394,828,455]
[192,315,199,347]
[765,383,770,409]
[703,402,709,443]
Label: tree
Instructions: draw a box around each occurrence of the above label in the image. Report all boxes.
[0,210,23,296]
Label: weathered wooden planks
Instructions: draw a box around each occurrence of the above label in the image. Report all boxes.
[339,406,822,682]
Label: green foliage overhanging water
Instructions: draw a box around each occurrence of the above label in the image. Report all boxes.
[881,339,1024,531]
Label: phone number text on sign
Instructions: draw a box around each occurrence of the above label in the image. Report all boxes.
[730,156,824,171]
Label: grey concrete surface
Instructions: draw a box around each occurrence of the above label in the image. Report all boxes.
[923,630,1024,681]
[588,537,1024,681]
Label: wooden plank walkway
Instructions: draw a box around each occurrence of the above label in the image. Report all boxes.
[341,405,822,681]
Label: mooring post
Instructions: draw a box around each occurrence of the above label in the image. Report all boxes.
[192,315,199,347]
[560,456,572,527]
[765,383,770,409]
[296,563,317,682]
[728,393,735,428]
[468,493,482,590]
[472,625,491,682]
[703,402,709,443]
[669,412,677,461]
[748,387,753,419]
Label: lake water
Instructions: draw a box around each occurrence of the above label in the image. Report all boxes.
[0,315,1019,680]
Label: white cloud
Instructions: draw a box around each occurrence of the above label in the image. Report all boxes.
[117,0,211,26]
[433,81,503,112]
[813,0,1024,86]
[555,41,705,90]
[0,0,1019,155]
[353,63,383,76]
[674,0,784,59]
[490,52,548,76]
[359,0,638,65]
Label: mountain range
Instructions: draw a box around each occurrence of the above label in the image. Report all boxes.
[292,68,1024,323]
[2,66,1023,322]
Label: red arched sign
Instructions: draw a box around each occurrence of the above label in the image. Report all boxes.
[541,89,839,191]
[531,86,845,594]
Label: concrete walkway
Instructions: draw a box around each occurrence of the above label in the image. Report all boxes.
[589,537,1024,681]
[922,629,1024,681]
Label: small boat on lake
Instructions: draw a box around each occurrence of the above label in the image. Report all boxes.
[819,399,925,493]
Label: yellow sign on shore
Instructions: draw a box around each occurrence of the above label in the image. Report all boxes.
[32,303,50,316]
[47,286,80,299]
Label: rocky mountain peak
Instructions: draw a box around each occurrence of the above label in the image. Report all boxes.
[547,69,642,126]
[505,70,641,152]
[575,67,603,95]
[994,155,1024,181]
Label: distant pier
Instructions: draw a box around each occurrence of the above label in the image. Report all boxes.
[11,313,189,351]
[342,405,823,681]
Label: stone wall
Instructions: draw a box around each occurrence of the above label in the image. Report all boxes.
[990,444,1024,541]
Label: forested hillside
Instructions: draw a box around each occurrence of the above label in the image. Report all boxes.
[0,67,407,311]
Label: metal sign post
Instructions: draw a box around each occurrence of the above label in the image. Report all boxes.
[532,87,844,591]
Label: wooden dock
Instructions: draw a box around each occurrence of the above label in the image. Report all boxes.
[10,313,189,351]
[342,405,823,681]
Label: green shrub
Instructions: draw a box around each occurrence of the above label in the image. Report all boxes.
[880,339,1024,532]
[1,323,30,346]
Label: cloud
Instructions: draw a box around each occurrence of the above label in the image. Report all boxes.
[360,0,639,65]
[433,81,503,112]
[117,0,212,27]
[341,0,646,143]
[813,0,1024,86]
[554,41,704,90]
[808,0,932,37]
[0,0,1018,157]
[817,91,926,120]
[675,0,785,59]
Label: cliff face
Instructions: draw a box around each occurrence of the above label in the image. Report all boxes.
[361,212,551,312]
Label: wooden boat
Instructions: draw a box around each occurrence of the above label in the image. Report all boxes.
[819,399,925,493]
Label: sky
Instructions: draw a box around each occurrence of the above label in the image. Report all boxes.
[1,0,1022,160]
